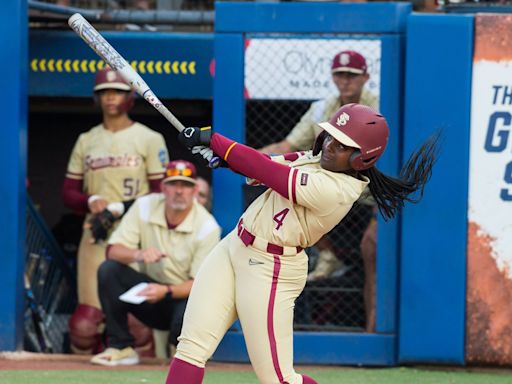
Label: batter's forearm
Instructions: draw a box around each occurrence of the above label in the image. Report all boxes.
[210,133,291,198]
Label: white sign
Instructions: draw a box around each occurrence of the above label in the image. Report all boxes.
[245,38,381,100]
[469,60,512,278]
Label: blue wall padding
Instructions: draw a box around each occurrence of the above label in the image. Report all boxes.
[399,14,474,364]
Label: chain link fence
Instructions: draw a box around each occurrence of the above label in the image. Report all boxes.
[25,197,77,353]
[244,36,381,332]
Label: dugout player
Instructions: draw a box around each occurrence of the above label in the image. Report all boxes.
[167,103,439,384]
[260,50,377,155]
[90,160,221,366]
[62,67,169,355]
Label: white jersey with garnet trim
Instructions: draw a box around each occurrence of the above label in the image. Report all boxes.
[66,122,168,202]
[240,151,369,249]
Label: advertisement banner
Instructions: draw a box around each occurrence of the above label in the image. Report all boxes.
[244,38,381,101]
[467,14,512,364]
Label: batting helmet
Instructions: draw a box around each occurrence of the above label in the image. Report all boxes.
[317,103,389,170]
[93,67,134,112]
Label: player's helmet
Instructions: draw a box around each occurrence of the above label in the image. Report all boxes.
[317,103,389,170]
[94,67,131,92]
[93,67,134,112]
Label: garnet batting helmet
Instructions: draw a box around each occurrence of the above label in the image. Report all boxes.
[93,67,134,112]
[317,103,389,170]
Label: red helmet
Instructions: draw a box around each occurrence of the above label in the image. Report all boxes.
[93,67,134,112]
[94,67,131,92]
[317,103,389,170]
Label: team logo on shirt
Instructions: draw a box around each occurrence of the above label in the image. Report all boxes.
[84,154,142,170]
[159,148,168,168]
[300,173,309,186]
[336,112,350,126]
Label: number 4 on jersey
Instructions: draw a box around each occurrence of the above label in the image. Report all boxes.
[273,208,290,230]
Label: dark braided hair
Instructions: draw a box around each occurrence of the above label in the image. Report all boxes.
[360,132,441,221]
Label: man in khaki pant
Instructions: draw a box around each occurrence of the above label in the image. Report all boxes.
[90,160,221,366]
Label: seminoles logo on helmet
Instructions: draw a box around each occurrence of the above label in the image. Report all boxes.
[336,112,350,126]
[317,103,389,170]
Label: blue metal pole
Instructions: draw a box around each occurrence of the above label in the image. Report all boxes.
[0,0,28,350]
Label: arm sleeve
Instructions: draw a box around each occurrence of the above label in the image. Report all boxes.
[108,200,141,249]
[62,177,89,213]
[210,133,292,198]
[145,132,168,182]
[190,219,221,278]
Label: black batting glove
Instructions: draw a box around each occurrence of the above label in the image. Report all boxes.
[178,126,212,149]
[88,209,117,243]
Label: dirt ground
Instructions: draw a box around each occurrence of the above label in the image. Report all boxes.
[0,352,252,372]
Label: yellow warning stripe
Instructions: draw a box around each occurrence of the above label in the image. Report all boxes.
[30,58,197,75]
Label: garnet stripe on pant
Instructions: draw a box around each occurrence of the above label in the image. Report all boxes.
[267,255,289,384]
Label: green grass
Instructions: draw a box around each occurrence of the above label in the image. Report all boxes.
[0,367,511,384]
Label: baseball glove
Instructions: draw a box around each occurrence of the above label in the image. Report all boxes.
[88,209,117,243]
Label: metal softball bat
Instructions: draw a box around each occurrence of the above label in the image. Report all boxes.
[68,13,221,168]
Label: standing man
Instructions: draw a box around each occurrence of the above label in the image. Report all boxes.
[90,160,221,366]
[260,50,378,155]
[62,67,169,354]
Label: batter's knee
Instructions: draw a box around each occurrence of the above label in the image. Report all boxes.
[68,304,104,354]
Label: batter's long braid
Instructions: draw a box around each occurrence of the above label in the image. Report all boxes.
[361,132,441,221]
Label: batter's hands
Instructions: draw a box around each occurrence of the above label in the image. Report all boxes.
[178,126,212,149]
[138,283,168,304]
[134,247,165,264]
[86,209,117,243]
[191,146,228,168]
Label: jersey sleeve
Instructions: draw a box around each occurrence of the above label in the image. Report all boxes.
[190,218,221,278]
[289,170,356,214]
[66,134,85,180]
[145,132,168,181]
[285,102,319,150]
[108,199,141,249]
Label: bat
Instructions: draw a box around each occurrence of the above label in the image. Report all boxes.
[68,13,220,168]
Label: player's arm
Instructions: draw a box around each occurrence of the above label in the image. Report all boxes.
[63,135,90,213]
[62,177,89,214]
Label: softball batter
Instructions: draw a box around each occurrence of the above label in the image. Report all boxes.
[167,103,439,384]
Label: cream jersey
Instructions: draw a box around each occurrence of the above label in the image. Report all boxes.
[108,194,221,285]
[66,122,168,202]
[286,91,378,150]
[241,152,369,249]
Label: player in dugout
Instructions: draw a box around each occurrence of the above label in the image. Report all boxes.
[62,67,169,355]
[90,160,221,366]
[166,103,440,384]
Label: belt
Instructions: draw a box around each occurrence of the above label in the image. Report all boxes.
[237,219,303,256]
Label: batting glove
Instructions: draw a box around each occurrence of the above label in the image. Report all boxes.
[191,146,228,168]
[178,126,212,149]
